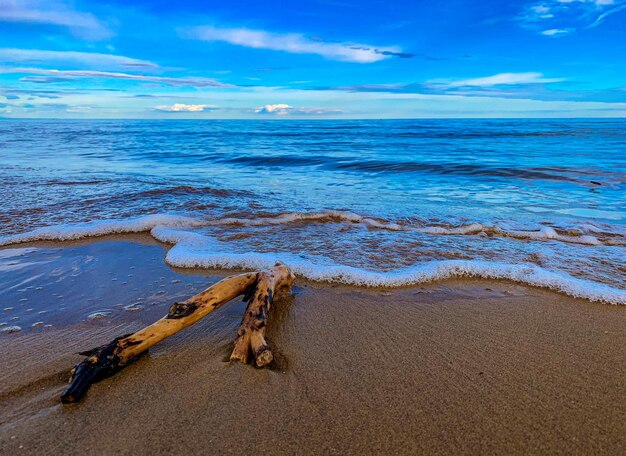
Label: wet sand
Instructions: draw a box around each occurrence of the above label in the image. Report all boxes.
[1,238,625,455]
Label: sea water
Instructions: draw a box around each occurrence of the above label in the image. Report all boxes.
[1,119,624,303]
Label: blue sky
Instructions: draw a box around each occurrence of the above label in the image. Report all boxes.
[0,0,625,118]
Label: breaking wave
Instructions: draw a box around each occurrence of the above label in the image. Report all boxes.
[211,211,624,246]
[5,210,622,247]
[1,213,625,304]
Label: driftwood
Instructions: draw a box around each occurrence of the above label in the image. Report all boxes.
[230,267,294,366]
[61,263,294,404]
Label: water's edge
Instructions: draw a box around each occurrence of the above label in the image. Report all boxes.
[2,213,624,305]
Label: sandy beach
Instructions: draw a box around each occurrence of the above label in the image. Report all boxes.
[0,237,624,455]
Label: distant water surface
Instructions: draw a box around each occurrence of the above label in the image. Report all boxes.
[0,119,624,303]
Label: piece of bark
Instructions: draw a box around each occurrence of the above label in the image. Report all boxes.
[230,264,295,367]
[62,271,259,404]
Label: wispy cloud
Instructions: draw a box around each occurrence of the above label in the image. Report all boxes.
[315,83,424,96]
[0,68,232,88]
[0,0,112,40]
[123,94,200,100]
[183,25,410,63]
[20,75,74,83]
[307,73,573,101]
[0,87,64,99]
[324,83,410,92]
[65,105,93,113]
[0,48,157,69]
[587,1,626,27]
[531,4,555,18]
[541,28,572,35]
[430,72,565,88]
[155,103,218,112]
[520,0,625,35]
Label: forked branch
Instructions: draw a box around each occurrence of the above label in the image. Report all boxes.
[61,264,294,404]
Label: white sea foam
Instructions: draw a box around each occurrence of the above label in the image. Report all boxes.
[0,214,203,246]
[5,210,618,248]
[209,210,405,231]
[575,223,626,246]
[2,214,625,304]
[211,211,619,246]
[154,227,626,305]
[419,223,602,245]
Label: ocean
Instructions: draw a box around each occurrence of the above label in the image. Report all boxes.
[1,119,625,303]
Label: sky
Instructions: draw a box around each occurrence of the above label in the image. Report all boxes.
[0,0,625,119]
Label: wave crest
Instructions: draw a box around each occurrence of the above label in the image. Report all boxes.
[1,214,624,304]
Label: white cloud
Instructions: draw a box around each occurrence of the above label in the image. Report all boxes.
[0,68,232,88]
[0,49,156,69]
[255,103,343,115]
[155,103,217,112]
[184,26,408,63]
[255,103,292,114]
[436,72,565,87]
[0,0,111,40]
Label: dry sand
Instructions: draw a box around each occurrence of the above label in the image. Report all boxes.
[1,238,625,455]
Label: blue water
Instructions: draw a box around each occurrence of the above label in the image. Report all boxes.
[1,119,625,301]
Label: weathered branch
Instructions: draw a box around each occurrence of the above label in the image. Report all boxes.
[62,271,262,404]
[230,264,295,367]
[62,264,295,403]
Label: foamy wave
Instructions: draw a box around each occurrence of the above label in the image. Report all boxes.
[212,211,618,246]
[6,210,613,249]
[209,210,404,231]
[419,224,603,246]
[0,214,203,246]
[2,214,625,304]
[2,212,622,249]
[149,227,626,305]
[575,223,626,246]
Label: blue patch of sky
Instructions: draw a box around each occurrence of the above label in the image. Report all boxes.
[0,0,624,118]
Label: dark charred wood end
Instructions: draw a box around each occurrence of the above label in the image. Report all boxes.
[61,334,130,404]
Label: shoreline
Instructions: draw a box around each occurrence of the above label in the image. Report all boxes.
[2,230,624,305]
[1,238,625,454]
